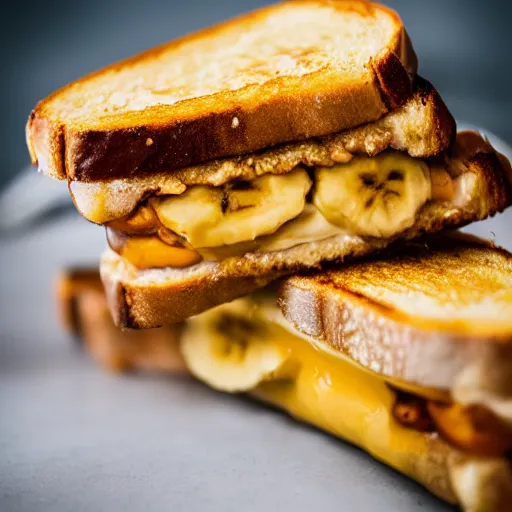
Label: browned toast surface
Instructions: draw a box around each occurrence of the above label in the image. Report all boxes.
[70,76,454,224]
[56,268,105,336]
[283,235,512,337]
[27,0,416,181]
[279,233,512,390]
[100,133,512,329]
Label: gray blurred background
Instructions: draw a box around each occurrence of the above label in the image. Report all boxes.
[3,0,512,191]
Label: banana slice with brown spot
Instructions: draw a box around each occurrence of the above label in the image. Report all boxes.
[314,153,431,238]
[181,300,296,392]
[152,169,312,248]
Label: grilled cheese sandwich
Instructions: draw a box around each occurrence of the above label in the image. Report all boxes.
[27,0,512,327]
[182,298,512,460]
[57,234,512,509]
[31,1,512,508]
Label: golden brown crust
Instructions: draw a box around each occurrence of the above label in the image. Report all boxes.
[370,30,417,110]
[68,77,455,225]
[422,77,456,155]
[27,0,416,181]
[55,268,105,336]
[279,233,512,391]
[102,262,279,330]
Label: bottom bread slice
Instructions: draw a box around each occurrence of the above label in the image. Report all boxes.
[101,136,511,328]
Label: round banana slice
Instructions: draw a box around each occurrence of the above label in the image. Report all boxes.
[152,169,311,248]
[313,153,431,238]
[181,301,293,392]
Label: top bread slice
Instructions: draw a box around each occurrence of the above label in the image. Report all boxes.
[279,232,512,394]
[70,76,454,225]
[27,0,417,182]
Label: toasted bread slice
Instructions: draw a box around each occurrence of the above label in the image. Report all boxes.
[279,232,512,395]
[56,268,105,336]
[100,132,512,328]
[70,76,454,225]
[27,0,416,181]
[56,268,186,373]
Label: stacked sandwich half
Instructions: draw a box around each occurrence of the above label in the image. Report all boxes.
[28,1,512,509]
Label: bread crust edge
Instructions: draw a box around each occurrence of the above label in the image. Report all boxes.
[26,1,416,181]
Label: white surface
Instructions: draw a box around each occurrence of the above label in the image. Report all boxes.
[0,213,462,512]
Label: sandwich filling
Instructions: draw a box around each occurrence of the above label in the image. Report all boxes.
[103,151,458,270]
[67,81,480,272]
[180,298,512,469]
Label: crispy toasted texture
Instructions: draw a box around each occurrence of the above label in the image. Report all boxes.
[100,132,512,328]
[279,233,512,393]
[70,77,454,224]
[27,0,417,182]
[56,268,186,373]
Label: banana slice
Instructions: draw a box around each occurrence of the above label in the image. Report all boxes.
[152,169,312,248]
[197,205,344,261]
[181,300,294,392]
[257,204,344,252]
[314,153,431,238]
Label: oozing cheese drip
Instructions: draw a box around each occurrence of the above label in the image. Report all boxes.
[248,322,455,502]
[181,296,457,503]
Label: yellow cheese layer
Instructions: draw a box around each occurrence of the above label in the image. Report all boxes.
[251,323,455,503]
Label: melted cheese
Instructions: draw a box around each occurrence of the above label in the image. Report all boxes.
[247,322,455,502]
[113,234,201,269]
